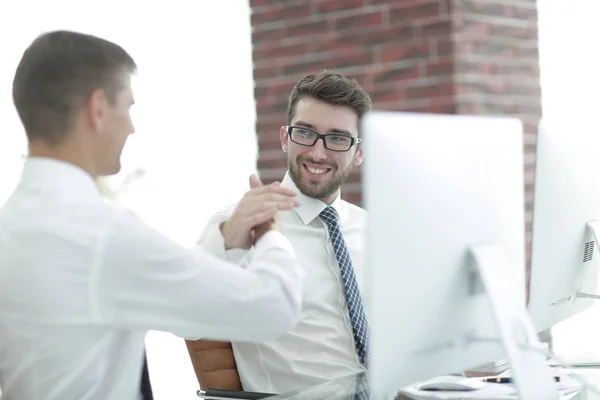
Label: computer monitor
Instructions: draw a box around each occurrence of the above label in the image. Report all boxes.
[362,111,557,399]
[528,118,600,334]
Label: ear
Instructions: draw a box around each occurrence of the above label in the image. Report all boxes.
[352,146,364,166]
[280,126,289,153]
[86,89,108,133]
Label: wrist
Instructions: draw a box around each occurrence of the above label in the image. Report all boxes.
[220,221,232,250]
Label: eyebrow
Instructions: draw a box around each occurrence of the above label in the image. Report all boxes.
[295,121,353,136]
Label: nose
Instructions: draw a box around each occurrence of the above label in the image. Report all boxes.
[307,137,328,161]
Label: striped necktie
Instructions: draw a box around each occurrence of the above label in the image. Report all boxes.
[320,206,369,365]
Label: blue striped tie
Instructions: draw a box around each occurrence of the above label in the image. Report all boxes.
[320,206,369,366]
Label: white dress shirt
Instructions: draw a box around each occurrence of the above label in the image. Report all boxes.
[197,172,368,394]
[0,158,304,400]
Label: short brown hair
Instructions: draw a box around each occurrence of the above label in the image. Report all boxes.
[287,70,372,125]
[12,30,137,144]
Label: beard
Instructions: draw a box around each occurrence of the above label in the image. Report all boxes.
[288,155,354,201]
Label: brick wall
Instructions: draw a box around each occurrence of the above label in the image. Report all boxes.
[250,0,541,282]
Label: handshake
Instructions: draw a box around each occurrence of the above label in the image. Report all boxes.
[220,174,300,249]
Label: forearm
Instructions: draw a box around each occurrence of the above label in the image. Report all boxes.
[98,211,304,342]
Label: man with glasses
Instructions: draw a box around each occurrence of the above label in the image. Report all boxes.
[194,70,372,394]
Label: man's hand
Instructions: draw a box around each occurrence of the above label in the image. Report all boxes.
[252,213,281,246]
[220,174,298,249]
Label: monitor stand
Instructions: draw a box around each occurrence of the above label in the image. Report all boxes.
[469,245,559,400]
[576,221,600,300]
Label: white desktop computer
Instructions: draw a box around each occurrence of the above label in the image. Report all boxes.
[528,118,600,334]
[362,111,557,399]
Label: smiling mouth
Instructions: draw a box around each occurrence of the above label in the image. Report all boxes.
[303,163,332,177]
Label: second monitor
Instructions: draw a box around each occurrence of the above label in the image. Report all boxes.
[528,117,600,334]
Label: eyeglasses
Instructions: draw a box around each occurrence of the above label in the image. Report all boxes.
[286,126,362,152]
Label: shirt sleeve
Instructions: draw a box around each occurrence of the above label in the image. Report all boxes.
[93,207,305,341]
[194,209,248,264]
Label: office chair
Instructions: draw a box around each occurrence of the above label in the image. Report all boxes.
[185,339,276,400]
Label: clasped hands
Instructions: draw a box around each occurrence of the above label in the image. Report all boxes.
[220,174,299,250]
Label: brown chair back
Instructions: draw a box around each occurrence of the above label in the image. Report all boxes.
[185,339,243,391]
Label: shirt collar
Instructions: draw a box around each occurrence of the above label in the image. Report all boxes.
[19,157,100,198]
[281,171,347,226]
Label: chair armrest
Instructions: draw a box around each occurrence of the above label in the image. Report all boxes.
[197,388,276,399]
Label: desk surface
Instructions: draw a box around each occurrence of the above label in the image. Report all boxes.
[265,366,600,400]
[268,372,370,399]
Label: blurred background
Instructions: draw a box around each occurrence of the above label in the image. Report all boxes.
[0,0,598,398]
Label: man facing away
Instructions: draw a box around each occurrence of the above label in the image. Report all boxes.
[196,70,371,394]
[0,30,305,400]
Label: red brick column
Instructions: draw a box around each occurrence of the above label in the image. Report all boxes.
[250,0,541,287]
